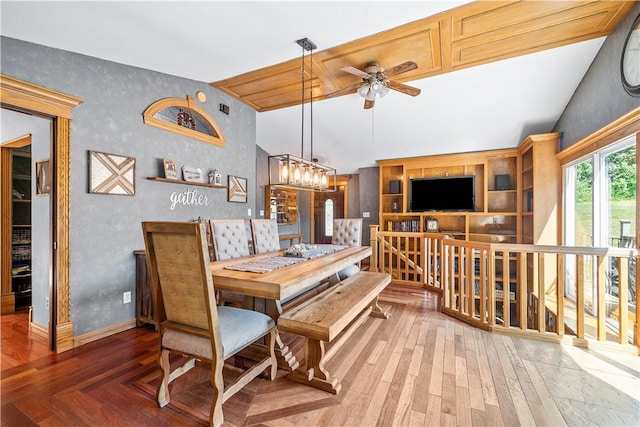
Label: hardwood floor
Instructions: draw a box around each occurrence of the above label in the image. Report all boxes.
[2,284,639,426]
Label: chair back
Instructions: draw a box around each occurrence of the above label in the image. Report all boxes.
[142,221,220,341]
[250,219,281,254]
[332,218,363,247]
[210,219,251,260]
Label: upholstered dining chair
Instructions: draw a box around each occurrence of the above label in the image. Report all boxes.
[210,219,251,260]
[141,221,277,427]
[250,219,281,254]
[210,219,252,306]
[332,218,364,279]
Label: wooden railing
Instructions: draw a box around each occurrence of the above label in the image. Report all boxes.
[370,226,639,352]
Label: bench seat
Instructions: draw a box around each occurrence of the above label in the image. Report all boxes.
[278,271,391,393]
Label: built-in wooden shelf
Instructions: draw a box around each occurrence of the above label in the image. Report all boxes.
[147,177,227,189]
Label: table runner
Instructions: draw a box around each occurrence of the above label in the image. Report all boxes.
[224,244,348,273]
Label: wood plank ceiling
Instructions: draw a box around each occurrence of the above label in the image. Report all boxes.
[211,1,636,112]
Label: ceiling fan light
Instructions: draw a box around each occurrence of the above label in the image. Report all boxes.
[358,85,369,98]
[371,82,380,93]
[365,88,376,101]
[380,85,390,98]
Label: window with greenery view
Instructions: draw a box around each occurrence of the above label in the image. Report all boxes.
[564,136,635,337]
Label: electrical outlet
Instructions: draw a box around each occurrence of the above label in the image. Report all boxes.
[123,291,131,304]
[247,208,252,217]
[46,297,49,310]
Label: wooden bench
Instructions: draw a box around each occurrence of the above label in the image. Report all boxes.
[277,271,391,394]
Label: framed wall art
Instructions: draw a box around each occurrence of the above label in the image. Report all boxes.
[35,159,50,195]
[227,175,247,203]
[89,150,135,195]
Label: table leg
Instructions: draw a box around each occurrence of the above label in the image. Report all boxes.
[370,295,391,319]
[241,296,300,372]
[287,338,341,394]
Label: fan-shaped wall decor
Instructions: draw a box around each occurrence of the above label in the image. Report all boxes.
[143,96,225,147]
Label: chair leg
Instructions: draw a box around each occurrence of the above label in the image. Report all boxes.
[267,329,278,380]
[209,356,225,427]
[156,348,171,407]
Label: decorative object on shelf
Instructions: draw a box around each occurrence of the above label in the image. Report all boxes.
[268,37,336,192]
[182,166,204,183]
[389,180,401,194]
[425,216,439,232]
[209,169,222,185]
[621,13,640,96]
[228,175,247,203]
[391,198,400,213]
[142,96,225,147]
[89,150,135,195]
[35,159,50,195]
[495,174,510,190]
[163,158,178,180]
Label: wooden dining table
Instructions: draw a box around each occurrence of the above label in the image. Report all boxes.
[209,245,372,370]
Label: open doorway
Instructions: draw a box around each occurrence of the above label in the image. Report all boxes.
[1,112,53,362]
[1,74,82,353]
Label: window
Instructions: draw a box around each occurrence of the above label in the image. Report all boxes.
[324,199,334,237]
[563,136,636,333]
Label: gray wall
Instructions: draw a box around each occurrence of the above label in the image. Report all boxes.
[2,36,257,335]
[358,166,380,244]
[554,4,640,149]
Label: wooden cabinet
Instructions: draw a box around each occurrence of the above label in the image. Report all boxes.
[517,133,560,303]
[377,148,518,243]
[265,186,297,225]
[11,149,32,310]
[134,250,156,329]
[517,133,560,245]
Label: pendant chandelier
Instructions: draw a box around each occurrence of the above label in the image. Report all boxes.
[268,38,336,192]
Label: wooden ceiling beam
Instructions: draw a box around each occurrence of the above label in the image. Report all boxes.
[211,1,636,113]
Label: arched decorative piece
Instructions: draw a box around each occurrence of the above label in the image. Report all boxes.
[143,96,225,147]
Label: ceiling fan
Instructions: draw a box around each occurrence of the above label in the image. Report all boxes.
[328,61,422,109]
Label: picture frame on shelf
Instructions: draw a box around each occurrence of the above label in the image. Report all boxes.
[35,159,50,195]
[425,216,439,232]
[228,175,247,203]
[163,158,179,180]
[89,150,135,195]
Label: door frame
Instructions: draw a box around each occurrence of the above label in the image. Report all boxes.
[1,74,82,352]
[310,174,351,243]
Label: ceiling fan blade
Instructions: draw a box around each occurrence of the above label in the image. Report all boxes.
[387,80,421,97]
[325,82,366,98]
[364,99,375,109]
[340,65,370,78]
[384,61,418,78]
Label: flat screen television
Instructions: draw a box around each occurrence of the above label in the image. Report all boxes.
[409,176,475,212]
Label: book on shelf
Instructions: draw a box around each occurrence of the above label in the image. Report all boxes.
[388,219,420,232]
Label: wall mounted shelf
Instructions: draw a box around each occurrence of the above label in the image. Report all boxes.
[146,177,227,189]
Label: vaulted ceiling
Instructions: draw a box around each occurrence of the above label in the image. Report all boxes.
[1,1,637,174]
[213,1,634,112]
